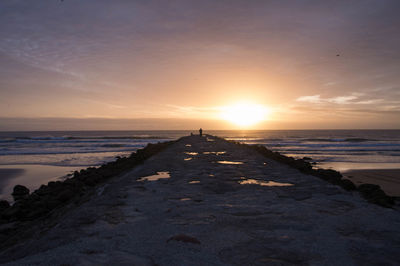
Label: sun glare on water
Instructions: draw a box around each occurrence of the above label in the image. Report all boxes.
[220,102,269,127]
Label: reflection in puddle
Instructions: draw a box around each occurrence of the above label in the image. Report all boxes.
[217,161,244,165]
[206,138,215,142]
[138,171,170,181]
[185,144,192,147]
[209,174,214,177]
[180,198,191,201]
[185,152,198,156]
[189,180,200,184]
[239,179,293,186]
[203,151,226,155]
[184,158,193,161]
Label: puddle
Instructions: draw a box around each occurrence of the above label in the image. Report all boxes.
[185,144,192,147]
[217,161,244,165]
[184,158,193,161]
[180,198,191,201]
[138,171,170,181]
[239,179,293,187]
[206,138,215,142]
[189,180,200,184]
[203,151,226,155]
[209,174,215,177]
[185,152,198,156]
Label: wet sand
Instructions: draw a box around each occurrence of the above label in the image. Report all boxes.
[343,169,400,197]
[0,169,25,194]
[0,165,79,201]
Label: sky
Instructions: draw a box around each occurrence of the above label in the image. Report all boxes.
[0,0,400,130]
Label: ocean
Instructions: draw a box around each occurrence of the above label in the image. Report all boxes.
[1,130,399,200]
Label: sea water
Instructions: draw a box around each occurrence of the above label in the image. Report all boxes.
[1,130,399,200]
[221,130,400,171]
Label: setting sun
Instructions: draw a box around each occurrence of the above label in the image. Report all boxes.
[220,102,270,127]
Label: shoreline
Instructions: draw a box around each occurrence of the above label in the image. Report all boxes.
[1,163,398,201]
[343,168,400,197]
[0,137,397,207]
[0,164,80,201]
[0,136,396,225]
[0,169,25,194]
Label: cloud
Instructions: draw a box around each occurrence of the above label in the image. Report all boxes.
[328,95,358,104]
[296,93,381,105]
[296,95,322,103]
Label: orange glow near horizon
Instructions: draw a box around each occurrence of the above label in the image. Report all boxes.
[219,102,270,127]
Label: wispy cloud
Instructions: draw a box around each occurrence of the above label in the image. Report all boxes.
[296,95,322,103]
[296,93,382,105]
[328,95,358,104]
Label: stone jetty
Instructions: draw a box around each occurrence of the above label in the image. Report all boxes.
[0,135,399,265]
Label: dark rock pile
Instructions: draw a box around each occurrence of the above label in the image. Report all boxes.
[358,184,395,208]
[227,140,394,208]
[11,185,30,201]
[0,141,174,224]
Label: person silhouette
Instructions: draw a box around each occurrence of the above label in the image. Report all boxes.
[199,128,203,137]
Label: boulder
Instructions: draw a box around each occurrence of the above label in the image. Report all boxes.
[313,169,342,184]
[57,189,75,202]
[358,184,394,208]
[339,179,356,191]
[12,185,30,201]
[0,200,10,211]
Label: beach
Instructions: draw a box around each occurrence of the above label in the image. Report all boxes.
[0,135,399,265]
[0,169,25,194]
[0,165,80,201]
[344,169,400,197]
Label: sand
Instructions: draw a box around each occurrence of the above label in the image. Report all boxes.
[343,169,400,197]
[0,169,25,194]
[0,165,79,201]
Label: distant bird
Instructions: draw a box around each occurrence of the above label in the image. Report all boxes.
[336,54,340,57]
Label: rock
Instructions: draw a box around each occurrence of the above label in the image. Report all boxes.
[1,205,23,220]
[45,199,62,210]
[47,181,57,188]
[57,189,75,202]
[73,170,80,178]
[340,179,356,191]
[23,207,48,221]
[358,184,394,208]
[12,185,30,201]
[35,185,51,196]
[0,222,17,235]
[0,200,10,211]
[293,159,312,172]
[167,234,201,244]
[82,178,96,186]
[313,169,342,184]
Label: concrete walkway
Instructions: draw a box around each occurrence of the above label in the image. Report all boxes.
[1,135,400,265]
